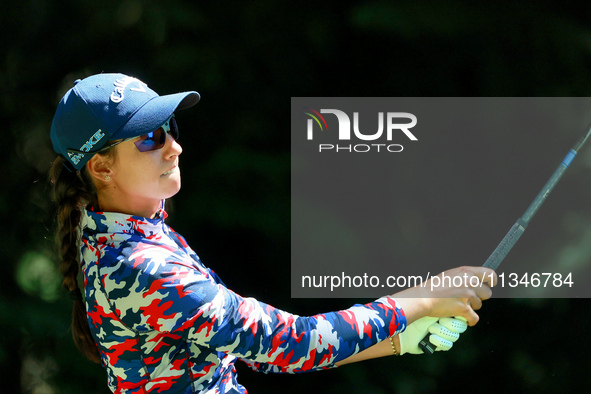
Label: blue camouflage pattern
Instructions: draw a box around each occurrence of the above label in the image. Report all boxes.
[80,207,407,393]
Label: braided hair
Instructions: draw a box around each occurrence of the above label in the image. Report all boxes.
[49,152,114,363]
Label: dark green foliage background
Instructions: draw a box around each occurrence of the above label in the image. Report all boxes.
[2,1,591,393]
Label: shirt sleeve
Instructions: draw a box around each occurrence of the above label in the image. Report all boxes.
[107,250,407,372]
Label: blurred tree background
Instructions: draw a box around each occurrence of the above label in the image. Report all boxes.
[2,0,591,393]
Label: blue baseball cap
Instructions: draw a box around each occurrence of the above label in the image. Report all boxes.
[50,73,200,171]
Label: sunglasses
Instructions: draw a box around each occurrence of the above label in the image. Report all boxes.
[66,115,179,156]
[131,116,179,152]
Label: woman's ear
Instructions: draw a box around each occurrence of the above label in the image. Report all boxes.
[86,155,113,183]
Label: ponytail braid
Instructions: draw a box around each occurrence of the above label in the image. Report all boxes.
[49,156,101,363]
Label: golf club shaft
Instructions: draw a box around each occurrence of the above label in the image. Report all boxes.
[418,123,591,355]
[484,124,591,270]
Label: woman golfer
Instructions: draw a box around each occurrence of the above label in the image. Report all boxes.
[49,73,495,393]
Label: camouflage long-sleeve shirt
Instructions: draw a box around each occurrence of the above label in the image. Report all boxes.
[81,208,406,393]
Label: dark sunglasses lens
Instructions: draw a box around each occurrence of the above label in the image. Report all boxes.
[169,117,179,140]
[134,129,166,152]
[133,117,178,152]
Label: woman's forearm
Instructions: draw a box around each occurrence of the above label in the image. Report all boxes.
[335,335,401,366]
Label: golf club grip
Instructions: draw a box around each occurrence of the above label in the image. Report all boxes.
[482,219,527,270]
[418,332,437,355]
[418,221,527,354]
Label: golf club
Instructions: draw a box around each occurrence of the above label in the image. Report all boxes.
[418,122,591,354]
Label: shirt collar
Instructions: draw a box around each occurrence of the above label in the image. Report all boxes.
[82,207,167,239]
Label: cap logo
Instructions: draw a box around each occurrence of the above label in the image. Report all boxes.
[67,129,105,165]
[110,76,147,103]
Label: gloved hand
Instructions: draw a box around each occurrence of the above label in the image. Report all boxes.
[397,316,468,355]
